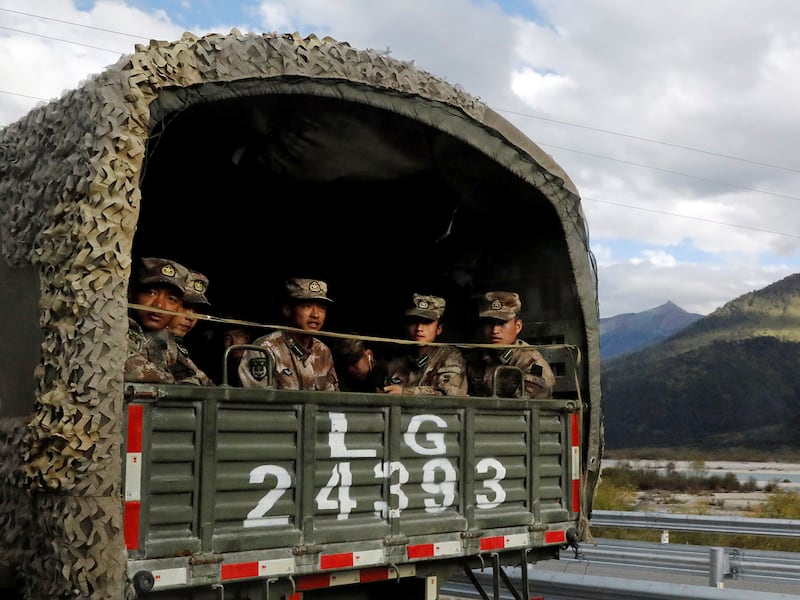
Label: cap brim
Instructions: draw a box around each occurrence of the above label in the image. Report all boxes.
[404,308,439,321]
[289,295,333,303]
[479,310,516,321]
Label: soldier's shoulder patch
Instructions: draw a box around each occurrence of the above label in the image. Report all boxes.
[176,338,190,356]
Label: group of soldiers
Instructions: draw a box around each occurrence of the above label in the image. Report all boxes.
[125,256,556,399]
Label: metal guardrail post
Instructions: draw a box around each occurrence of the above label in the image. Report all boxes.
[709,547,730,588]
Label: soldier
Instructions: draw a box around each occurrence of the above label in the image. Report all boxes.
[220,324,252,387]
[382,293,467,396]
[125,257,188,383]
[466,291,555,398]
[331,335,387,393]
[168,269,214,386]
[239,278,339,390]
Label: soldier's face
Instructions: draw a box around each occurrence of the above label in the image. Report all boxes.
[286,301,327,331]
[347,349,373,381]
[223,328,250,359]
[404,318,441,344]
[134,285,183,331]
[480,317,522,345]
[169,311,198,337]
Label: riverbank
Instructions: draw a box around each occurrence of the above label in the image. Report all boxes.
[602,459,800,516]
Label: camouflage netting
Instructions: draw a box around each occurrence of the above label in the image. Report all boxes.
[0,31,600,599]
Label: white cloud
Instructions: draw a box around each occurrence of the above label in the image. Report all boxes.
[2,0,799,319]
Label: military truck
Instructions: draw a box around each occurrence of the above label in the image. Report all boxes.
[0,31,603,599]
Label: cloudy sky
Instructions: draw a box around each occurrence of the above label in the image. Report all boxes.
[2,0,799,318]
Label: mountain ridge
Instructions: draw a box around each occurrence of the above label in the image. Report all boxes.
[599,272,800,457]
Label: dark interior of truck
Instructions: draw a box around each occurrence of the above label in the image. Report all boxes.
[132,83,578,382]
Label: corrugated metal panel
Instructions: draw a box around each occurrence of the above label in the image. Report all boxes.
[124,387,579,573]
[211,404,303,552]
[537,412,570,523]
[140,402,203,558]
[472,410,531,530]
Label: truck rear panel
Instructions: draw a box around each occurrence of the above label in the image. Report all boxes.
[124,384,579,596]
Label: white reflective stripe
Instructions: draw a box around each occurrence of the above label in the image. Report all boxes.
[152,568,188,589]
[572,446,581,480]
[425,575,438,600]
[433,540,462,556]
[503,533,529,548]
[353,549,384,566]
[258,558,295,576]
[125,452,142,501]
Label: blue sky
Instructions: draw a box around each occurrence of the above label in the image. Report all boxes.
[2,0,800,317]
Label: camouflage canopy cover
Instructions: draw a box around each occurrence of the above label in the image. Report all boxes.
[0,31,601,599]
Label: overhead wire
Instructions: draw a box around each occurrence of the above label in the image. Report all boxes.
[1,6,799,242]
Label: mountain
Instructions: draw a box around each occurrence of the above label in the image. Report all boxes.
[601,273,800,456]
[600,301,701,360]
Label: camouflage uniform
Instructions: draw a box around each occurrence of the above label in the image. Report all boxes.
[125,257,188,384]
[169,269,215,386]
[239,278,338,391]
[384,344,467,396]
[384,293,468,396]
[239,330,338,390]
[126,317,178,383]
[466,341,555,398]
[466,291,555,399]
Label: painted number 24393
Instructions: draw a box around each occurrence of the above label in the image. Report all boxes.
[243,412,508,527]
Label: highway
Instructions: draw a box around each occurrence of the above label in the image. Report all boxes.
[440,533,800,598]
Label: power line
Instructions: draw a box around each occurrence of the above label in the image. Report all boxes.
[496,107,800,174]
[584,196,800,239]
[1,7,798,242]
[0,26,124,54]
[1,6,796,178]
[539,142,800,203]
[0,7,147,39]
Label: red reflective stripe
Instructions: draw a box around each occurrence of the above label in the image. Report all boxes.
[127,404,144,453]
[572,478,581,513]
[288,594,302,600]
[221,562,259,580]
[297,574,332,591]
[124,501,140,550]
[360,567,391,583]
[320,552,353,570]
[545,530,566,544]
[407,543,434,559]
[571,413,579,446]
[480,536,504,551]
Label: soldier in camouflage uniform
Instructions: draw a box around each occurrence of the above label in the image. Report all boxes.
[168,269,214,386]
[125,257,188,383]
[466,291,555,398]
[382,294,467,396]
[331,335,387,393]
[239,278,339,390]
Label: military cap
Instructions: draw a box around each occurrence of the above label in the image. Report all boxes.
[478,291,521,321]
[404,293,446,321]
[137,257,189,293]
[184,270,210,306]
[285,278,333,303]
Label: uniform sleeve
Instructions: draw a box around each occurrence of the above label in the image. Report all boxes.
[125,325,176,384]
[521,349,556,399]
[169,336,215,386]
[404,348,468,397]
